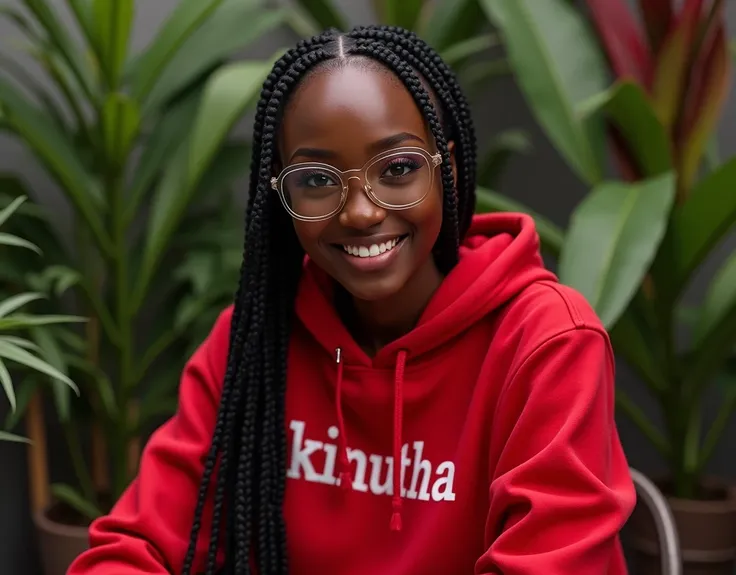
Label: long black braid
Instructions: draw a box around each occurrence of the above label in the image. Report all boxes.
[181,25,478,575]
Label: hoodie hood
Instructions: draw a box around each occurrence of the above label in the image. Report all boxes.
[295,212,556,366]
[293,213,556,530]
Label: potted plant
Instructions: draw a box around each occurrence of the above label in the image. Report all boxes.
[0,194,81,444]
[479,0,735,573]
[0,0,283,572]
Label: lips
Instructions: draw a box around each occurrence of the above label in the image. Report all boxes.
[329,234,409,273]
[341,236,402,258]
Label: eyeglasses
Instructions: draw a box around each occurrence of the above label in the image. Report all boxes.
[270,146,442,222]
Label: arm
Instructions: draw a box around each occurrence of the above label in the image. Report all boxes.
[476,327,636,575]
[68,307,233,575]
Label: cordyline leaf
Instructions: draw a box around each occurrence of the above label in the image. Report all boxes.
[677,24,731,196]
[481,0,609,186]
[583,80,672,178]
[639,0,674,53]
[650,0,705,128]
[584,0,653,86]
[652,157,736,302]
[558,172,677,329]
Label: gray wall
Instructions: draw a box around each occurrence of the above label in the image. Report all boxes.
[0,1,734,573]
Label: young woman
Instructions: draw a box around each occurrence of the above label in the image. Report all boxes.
[68,25,635,575]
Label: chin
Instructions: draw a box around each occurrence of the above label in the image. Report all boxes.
[339,276,406,303]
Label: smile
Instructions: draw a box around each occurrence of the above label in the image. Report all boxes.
[341,236,403,258]
[332,235,409,273]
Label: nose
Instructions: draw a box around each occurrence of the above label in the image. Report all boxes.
[338,177,387,230]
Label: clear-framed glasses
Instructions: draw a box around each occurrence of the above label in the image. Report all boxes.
[270,146,443,222]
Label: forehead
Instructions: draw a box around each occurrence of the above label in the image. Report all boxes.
[279,64,431,166]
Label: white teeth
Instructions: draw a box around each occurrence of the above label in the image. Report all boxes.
[343,237,401,258]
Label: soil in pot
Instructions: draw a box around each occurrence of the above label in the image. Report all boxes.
[625,479,736,575]
[34,501,92,575]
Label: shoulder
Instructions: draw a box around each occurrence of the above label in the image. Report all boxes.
[493,280,611,373]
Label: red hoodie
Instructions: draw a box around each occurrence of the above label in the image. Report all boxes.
[68,213,635,575]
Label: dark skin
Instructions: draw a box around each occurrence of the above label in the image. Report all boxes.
[278,63,457,356]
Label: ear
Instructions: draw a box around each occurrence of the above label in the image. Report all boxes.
[447,140,458,190]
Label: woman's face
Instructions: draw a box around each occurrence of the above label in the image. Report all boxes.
[278,63,453,302]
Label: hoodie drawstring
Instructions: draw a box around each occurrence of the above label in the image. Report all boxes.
[334,348,352,490]
[391,349,407,532]
[333,347,408,532]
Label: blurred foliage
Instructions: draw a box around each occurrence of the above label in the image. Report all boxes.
[479,0,735,499]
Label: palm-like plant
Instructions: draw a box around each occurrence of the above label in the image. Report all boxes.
[0,195,81,443]
[0,0,283,520]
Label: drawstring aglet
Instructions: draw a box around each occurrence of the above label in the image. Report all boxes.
[390,497,402,531]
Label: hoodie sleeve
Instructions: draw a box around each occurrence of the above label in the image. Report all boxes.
[476,327,636,575]
[67,307,232,575]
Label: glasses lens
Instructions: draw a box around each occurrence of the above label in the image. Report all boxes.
[366,151,432,208]
[281,167,343,218]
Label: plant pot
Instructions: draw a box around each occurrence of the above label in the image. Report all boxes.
[626,478,736,575]
[34,502,90,575]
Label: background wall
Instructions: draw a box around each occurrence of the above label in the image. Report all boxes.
[0,0,734,573]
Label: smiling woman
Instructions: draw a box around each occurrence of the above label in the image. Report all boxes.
[67,26,636,575]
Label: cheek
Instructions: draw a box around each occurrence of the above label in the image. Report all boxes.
[292,220,326,253]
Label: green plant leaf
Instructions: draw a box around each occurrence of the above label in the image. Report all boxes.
[51,483,101,520]
[29,326,71,421]
[294,0,348,31]
[0,431,30,443]
[653,157,736,301]
[0,358,15,410]
[125,85,204,223]
[475,187,564,257]
[142,0,282,114]
[0,314,85,331]
[687,252,736,390]
[133,60,270,312]
[0,195,28,228]
[421,0,486,53]
[559,172,677,329]
[100,92,140,170]
[0,79,111,254]
[440,33,500,66]
[92,0,134,87]
[4,376,38,430]
[19,0,97,101]
[374,0,423,29]
[476,129,532,189]
[0,338,79,395]
[0,232,41,253]
[0,292,43,318]
[582,80,672,178]
[129,0,224,102]
[480,0,609,185]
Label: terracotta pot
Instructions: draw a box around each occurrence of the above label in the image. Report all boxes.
[34,503,90,575]
[626,478,736,575]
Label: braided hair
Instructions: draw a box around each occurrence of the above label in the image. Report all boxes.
[181,25,478,575]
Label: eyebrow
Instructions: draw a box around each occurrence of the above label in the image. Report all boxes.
[288,131,426,163]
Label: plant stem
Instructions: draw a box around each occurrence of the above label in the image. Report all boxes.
[616,388,671,458]
[110,172,133,501]
[62,421,97,507]
[698,386,736,471]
